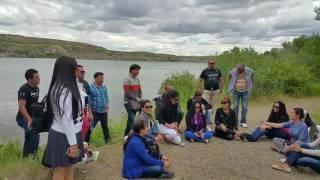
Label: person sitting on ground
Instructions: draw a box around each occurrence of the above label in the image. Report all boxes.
[272,136,320,173]
[122,119,174,179]
[242,101,289,141]
[266,108,309,153]
[135,99,163,159]
[214,96,242,140]
[185,102,213,143]
[154,84,184,132]
[187,90,212,131]
[158,90,184,146]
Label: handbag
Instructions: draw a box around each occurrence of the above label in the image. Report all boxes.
[129,100,142,111]
[30,96,53,133]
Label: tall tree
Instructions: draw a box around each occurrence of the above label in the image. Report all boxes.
[315,6,320,21]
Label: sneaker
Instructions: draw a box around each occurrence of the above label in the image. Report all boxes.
[241,123,248,128]
[123,135,128,141]
[159,171,175,179]
[204,139,209,144]
[206,125,212,131]
[272,163,291,173]
[280,158,287,163]
[189,139,194,143]
[271,146,282,153]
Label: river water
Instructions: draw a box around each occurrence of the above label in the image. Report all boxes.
[0,58,205,142]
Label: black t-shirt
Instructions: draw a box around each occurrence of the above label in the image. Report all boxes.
[16,83,39,120]
[200,68,222,90]
[215,108,238,130]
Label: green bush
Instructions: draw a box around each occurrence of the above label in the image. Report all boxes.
[158,71,197,111]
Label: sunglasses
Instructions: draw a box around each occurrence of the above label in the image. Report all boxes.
[195,106,201,109]
[80,71,85,74]
[209,63,215,65]
[273,105,280,109]
[144,105,153,109]
[221,101,229,104]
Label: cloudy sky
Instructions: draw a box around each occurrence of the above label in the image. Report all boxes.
[0,0,319,55]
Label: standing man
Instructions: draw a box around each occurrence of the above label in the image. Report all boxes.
[76,65,92,140]
[16,69,40,157]
[123,64,142,139]
[86,72,110,144]
[228,64,254,128]
[199,59,223,130]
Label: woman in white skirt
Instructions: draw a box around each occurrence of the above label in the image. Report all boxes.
[158,90,184,146]
[42,56,84,180]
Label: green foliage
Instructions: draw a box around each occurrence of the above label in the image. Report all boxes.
[90,117,127,148]
[158,71,197,111]
[0,139,45,178]
[315,6,320,21]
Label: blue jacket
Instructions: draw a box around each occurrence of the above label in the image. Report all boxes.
[122,134,164,179]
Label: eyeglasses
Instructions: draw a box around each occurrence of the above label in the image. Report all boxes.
[273,105,280,109]
[144,105,153,109]
[221,101,229,104]
[80,71,85,74]
[195,106,201,109]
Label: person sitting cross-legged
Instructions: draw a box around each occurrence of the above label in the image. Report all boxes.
[184,102,214,143]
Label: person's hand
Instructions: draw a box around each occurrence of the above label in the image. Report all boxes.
[68,145,79,159]
[162,154,169,161]
[291,144,302,152]
[105,106,109,112]
[27,119,32,128]
[88,113,93,121]
[220,124,227,132]
[194,132,200,138]
[136,97,142,102]
[200,133,204,139]
[163,159,170,168]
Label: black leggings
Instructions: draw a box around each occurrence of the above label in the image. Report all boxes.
[215,126,235,140]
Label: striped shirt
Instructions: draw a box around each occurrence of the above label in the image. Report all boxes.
[89,83,109,113]
[123,74,142,104]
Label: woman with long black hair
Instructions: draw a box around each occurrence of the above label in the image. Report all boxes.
[242,101,289,141]
[42,56,84,180]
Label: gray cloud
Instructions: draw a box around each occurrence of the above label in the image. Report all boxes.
[0,0,318,55]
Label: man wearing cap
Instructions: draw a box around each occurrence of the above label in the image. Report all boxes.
[228,64,254,128]
[199,59,223,131]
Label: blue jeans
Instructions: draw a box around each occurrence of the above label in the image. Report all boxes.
[205,109,212,125]
[184,131,213,142]
[287,144,320,172]
[124,103,137,136]
[249,127,288,141]
[141,165,164,178]
[85,112,110,143]
[233,90,249,124]
[17,118,40,157]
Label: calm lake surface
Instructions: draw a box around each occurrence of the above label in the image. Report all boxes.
[0,58,205,142]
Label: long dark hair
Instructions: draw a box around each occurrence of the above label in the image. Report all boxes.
[47,56,82,119]
[123,119,148,152]
[268,101,288,122]
[185,102,204,129]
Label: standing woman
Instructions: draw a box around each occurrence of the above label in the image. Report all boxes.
[42,56,84,180]
[214,96,241,140]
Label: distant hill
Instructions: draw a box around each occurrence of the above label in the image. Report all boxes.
[0,34,211,61]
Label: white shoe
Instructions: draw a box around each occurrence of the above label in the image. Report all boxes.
[280,158,287,163]
[177,142,185,147]
[206,125,212,131]
[124,135,128,141]
[241,123,248,128]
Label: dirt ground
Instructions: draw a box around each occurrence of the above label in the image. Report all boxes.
[15,97,320,179]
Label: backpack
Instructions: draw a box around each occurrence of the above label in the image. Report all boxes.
[30,96,53,133]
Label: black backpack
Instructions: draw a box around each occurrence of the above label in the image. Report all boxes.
[30,96,53,133]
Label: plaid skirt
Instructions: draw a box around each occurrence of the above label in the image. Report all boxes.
[42,129,84,168]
